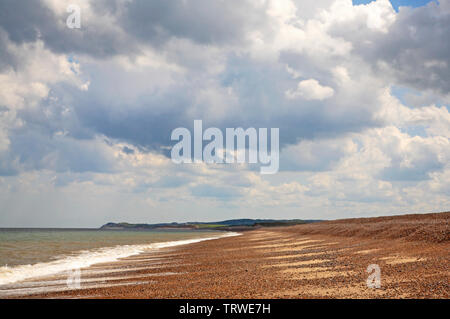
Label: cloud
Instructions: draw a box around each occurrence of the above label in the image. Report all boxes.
[344,0,450,95]
[191,184,243,199]
[118,0,269,46]
[0,0,449,226]
[285,79,335,100]
[281,136,357,171]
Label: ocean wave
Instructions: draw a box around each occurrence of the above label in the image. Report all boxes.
[0,232,240,286]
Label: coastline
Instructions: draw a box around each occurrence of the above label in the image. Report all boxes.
[2,212,449,299]
[0,231,238,292]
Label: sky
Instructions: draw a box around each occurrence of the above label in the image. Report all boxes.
[0,0,449,227]
[353,0,438,11]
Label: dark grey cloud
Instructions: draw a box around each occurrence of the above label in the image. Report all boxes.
[63,53,382,154]
[379,144,445,181]
[0,90,115,176]
[0,0,136,58]
[6,129,115,174]
[0,0,53,44]
[70,83,191,151]
[218,54,381,144]
[0,0,268,60]
[122,146,134,154]
[333,1,450,95]
[118,0,268,46]
[0,30,18,71]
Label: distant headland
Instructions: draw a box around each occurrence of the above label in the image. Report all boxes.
[100,219,322,231]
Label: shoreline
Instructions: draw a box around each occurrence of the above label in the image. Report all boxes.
[2,212,449,299]
[0,231,239,292]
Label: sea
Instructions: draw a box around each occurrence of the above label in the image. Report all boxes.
[0,228,232,288]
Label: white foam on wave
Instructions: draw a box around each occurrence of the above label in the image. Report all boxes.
[0,232,240,286]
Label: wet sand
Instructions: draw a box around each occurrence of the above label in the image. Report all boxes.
[2,212,449,299]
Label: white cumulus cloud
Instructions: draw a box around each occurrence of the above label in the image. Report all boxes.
[285,79,335,100]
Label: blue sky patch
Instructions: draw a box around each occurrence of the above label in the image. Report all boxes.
[352,0,438,12]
